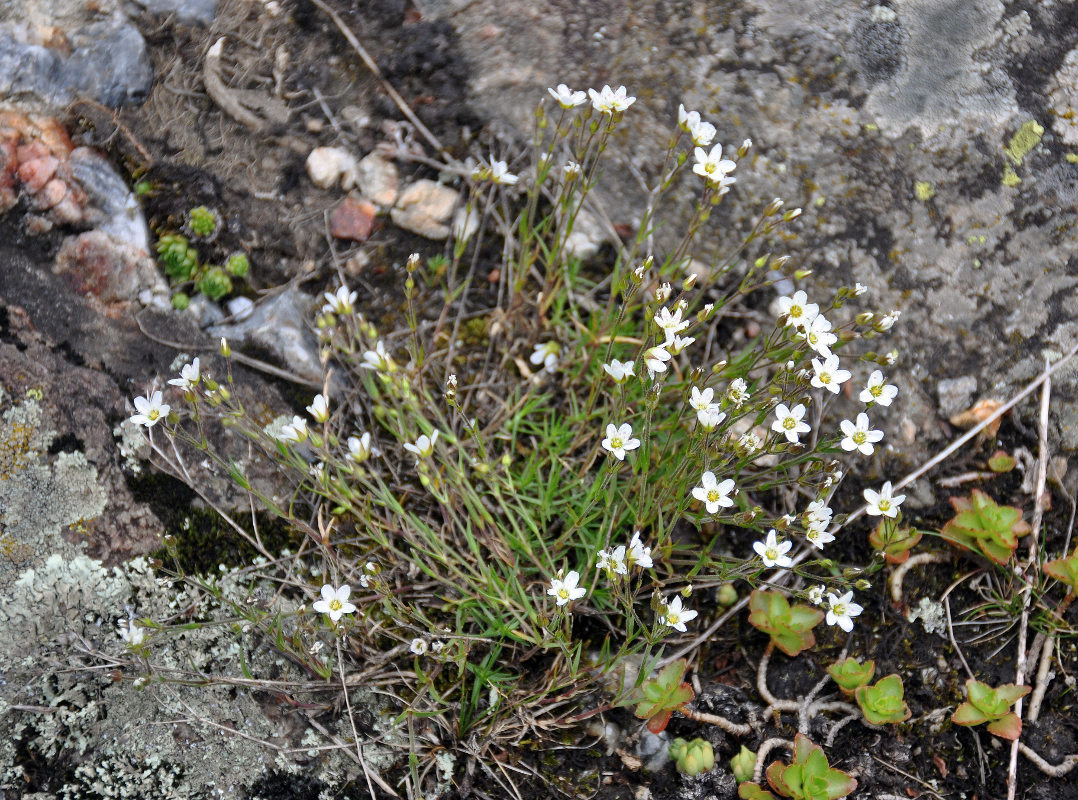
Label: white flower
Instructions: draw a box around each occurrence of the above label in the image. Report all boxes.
[655,283,672,304]
[810,355,851,394]
[603,359,635,384]
[692,144,736,185]
[797,313,838,357]
[597,545,628,576]
[430,640,445,653]
[689,119,716,147]
[410,638,429,655]
[530,341,560,373]
[863,481,905,518]
[602,423,640,461]
[839,412,884,455]
[772,403,810,444]
[697,404,727,431]
[118,618,145,646]
[548,570,586,606]
[677,103,700,132]
[360,341,396,372]
[669,334,695,355]
[347,432,378,463]
[878,310,901,330]
[852,283,868,296]
[753,529,794,568]
[313,584,357,623]
[689,386,714,412]
[563,160,582,180]
[807,585,826,606]
[130,391,170,428]
[660,595,699,632]
[805,526,835,550]
[322,284,357,316]
[588,85,635,114]
[692,471,736,514]
[653,306,690,343]
[776,290,819,328]
[805,500,833,529]
[280,415,308,443]
[403,430,439,459]
[726,377,750,408]
[643,345,671,377]
[490,159,519,186]
[548,83,587,108]
[825,591,863,633]
[307,393,330,423]
[860,370,898,406]
[167,358,200,390]
[628,531,653,570]
[736,431,762,454]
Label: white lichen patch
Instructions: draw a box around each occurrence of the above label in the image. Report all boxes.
[907,596,947,636]
[1048,46,1078,147]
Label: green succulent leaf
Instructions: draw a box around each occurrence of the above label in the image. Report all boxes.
[749,590,822,656]
[827,657,875,694]
[986,712,1023,740]
[950,702,990,727]
[632,658,693,733]
[1043,555,1078,589]
[739,783,777,800]
[941,490,1030,564]
[855,675,910,725]
[767,735,856,800]
[987,450,1016,472]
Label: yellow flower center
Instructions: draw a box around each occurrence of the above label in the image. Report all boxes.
[765,547,779,561]
[820,372,831,383]
[790,304,802,318]
[666,611,680,625]
[853,431,866,444]
[878,499,891,512]
[148,409,160,421]
[704,162,716,174]
[870,384,883,397]
[610,436,623,449]
[707,490,720,503]
[833,603,847,616]
[783,417,797,430]
[557,588,569,601]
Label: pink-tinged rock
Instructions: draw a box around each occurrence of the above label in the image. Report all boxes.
[35,177,68,209]
[18,154,60,192]
[53,230,163,305]
[330,197,377,241]
[390,179,459,240]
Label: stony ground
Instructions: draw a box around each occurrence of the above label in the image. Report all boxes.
[1,0,1078,798]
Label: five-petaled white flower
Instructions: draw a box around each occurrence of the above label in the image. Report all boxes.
[602,423,640,461]
[825,591,863,633]
[603,359,635,384]
[653,306,690,344]
[597,545,628,576]
[805,526,835,550]
[860,370,898,406]
[810,355,851,394]
[410,638,428,655]
[490,159,519,186]
[563,160,582,180]
[347,432,378,463]
[753,529,794,568]
[805,499,833,531]
[669,334,695,355]
[548,83,587,108]
[313,584,357,623]
[772,403,810,444]
[280,415,308,443]
[307,393,330,423]
[131,391,170,428]
[797,313,838,357]
[360,341,396,372]
[322,284,357,316]
[863,481,905,518]
[776,290,818,328]
[530,341,560,373]
[689,119,716,147]
[689,386,714,412]
[404,431,439,459]
[118,618,145,646]
[726,377,750,408]
[807,585,826,606]
[660,595,698,632]
[839,412,884,455]
[168,358,200,391]
[692,471,736,514]
[548,570,587,606]
[697,404,727,431]
[628,531,653,569]
[588,85,635,114]
[643,345,672,377]
[692,144,736,185]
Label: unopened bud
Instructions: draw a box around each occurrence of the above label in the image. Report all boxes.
[682,273,697,291]
[738,138,752,158]
[631,266,646,284]
[764,198,784,216]
[855,579,872,591]
[219,337,231,357]
[783,207,803,221]
[406,252,420,272]
[444,374,457,402]
[681,583,693,597]
[698,303,715,323]
[793,268,813,279]
[772,255,791,270]
[755,254,770,269]
[716,584,738,606]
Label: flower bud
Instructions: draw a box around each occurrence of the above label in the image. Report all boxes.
[697,303,715,323]
[856,311,875,325]
[655,282,672,304]
[738,138,752,158]
[772,255,791,270]
[220,337,231,357]
[716,584,738,606]
[783,207,803,221]
[631,266,646,284]
[764,198,784,216]
[406,252,420,272]
[682,273,697,291]
[730,746,755,784]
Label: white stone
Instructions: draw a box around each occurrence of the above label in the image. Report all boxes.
[390,179,459,240]
[305,146,357,190]
[354,152,399,206]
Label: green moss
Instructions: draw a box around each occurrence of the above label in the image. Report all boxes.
[914,181,936,201]
[1004,120,1044,166]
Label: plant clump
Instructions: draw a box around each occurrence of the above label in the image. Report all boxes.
[951,679,1030,740]
[940,489,1031,564]
[854,674,911,725]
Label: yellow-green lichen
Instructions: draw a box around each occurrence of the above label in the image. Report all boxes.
[914,181,936,201]
[1002,164,1022,186]
[1005,119,1044,165]
[1066,153,1078,164]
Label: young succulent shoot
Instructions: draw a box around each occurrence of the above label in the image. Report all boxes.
[951,679,1030,740]
[1042,554,1078,590]
[156,234,199,282]
[171,292,190,311]
[669,737,715,777]
[827,657,876,695]
[987,450,1016,472]
[196,266,234,301]
[747,589,824,657]
[225,252,250,278]
[766,733,857,800]
[631,658,694,734]
[867,516,923,564]
[739,784,777,800]
[730,745,757,784]
[854,674,911,725]
[188,205,219,238]
[940,489,1031,565]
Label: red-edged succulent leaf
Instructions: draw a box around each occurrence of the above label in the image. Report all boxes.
[771,628,816,658]
[828,657,876,694]
[766,760,794,798]
[791,733,817,765]
[822,769,857,799]
[787,604,826,631]
[738,783,777,800]
[993,683,1032,707]
[855,675,911,725]
[941,490,1030,565]
[645,707,675,734]
[869,520,923,564]
[986,712,1023,740]
[951,702,990,727]
[748,590,790,632]
[987,450,1016,472]
[1043,555,1078,590]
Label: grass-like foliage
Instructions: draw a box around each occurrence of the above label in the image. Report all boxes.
[127,84,908,792]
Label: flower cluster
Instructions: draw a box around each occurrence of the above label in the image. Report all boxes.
[596,531,654,578]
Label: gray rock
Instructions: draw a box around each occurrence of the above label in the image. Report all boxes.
[937,375,978,418]
[635,729,671,773]
[135,0,218,26]
[68,147,150,252]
